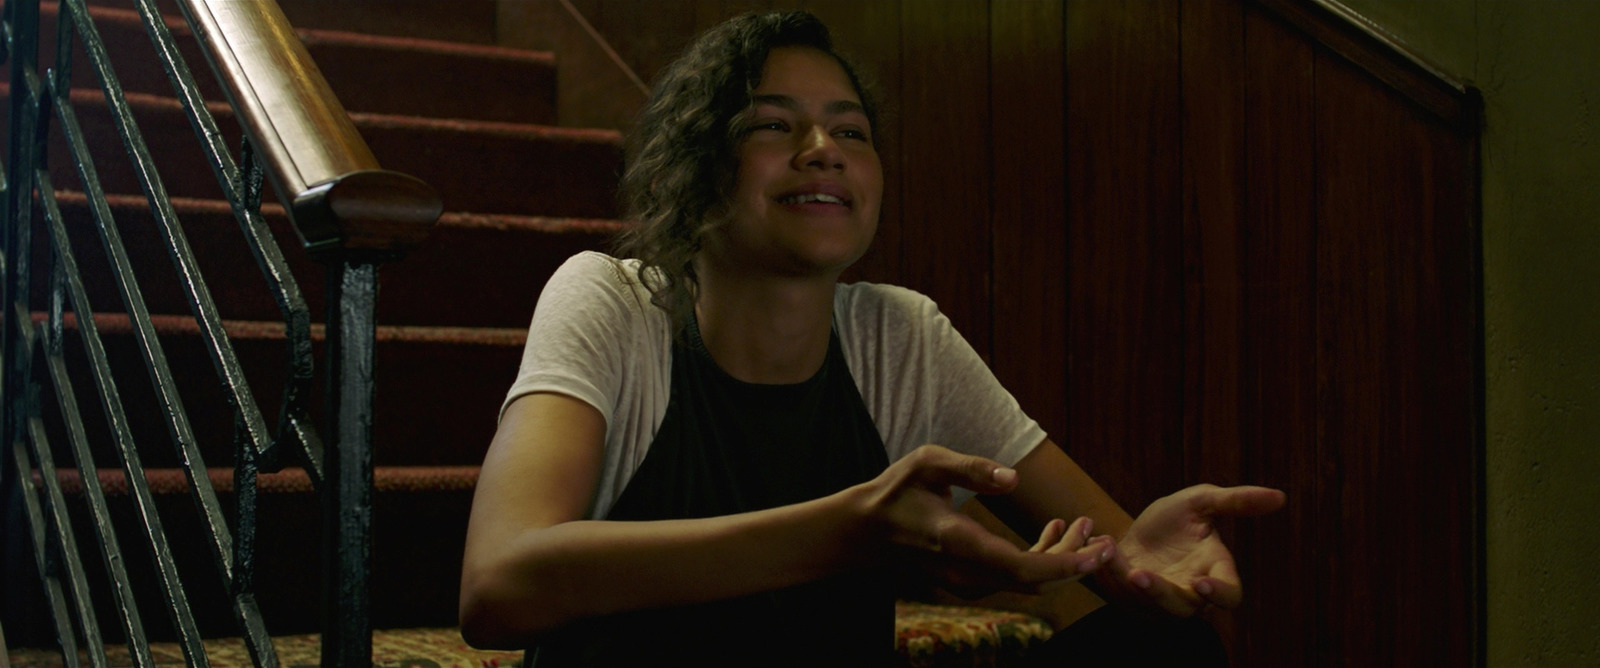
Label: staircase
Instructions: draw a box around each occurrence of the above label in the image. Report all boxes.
[5,3,1059,666]
[5,0,620,649]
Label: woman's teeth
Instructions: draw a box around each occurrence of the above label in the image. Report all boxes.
[779,193,846,205]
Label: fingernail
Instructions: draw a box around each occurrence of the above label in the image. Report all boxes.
[992,467,1017,485]
[1100,545,1115,562]
[1135,573,1152,589]
[1082,518,1094,539]
[1196,580,1213,595]
[1079,558,1097,573]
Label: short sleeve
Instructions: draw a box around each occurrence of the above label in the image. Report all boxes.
[926,311,1046,470]
[501,253,674,519]
[502,252,648,427]
[835,283,1046,506]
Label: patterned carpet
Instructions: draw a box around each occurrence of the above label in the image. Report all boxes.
[894,601,1054,667]
[8,602,1052,668]
[6,628,520,668]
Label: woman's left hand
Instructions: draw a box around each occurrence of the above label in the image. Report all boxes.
[1099,484,1286,617]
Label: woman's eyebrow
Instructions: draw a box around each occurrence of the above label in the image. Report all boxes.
[751,94,866,117]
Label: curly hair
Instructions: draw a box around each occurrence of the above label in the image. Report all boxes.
[612,10,880,337]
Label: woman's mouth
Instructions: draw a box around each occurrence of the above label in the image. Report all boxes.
[777,192,849,207]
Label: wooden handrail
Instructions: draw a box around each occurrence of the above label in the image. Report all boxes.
[174,0,441,254]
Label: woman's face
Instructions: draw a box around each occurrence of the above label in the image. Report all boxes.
[706,46,883,279]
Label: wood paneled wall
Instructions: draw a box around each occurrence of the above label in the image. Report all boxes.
[528,1,1482,666]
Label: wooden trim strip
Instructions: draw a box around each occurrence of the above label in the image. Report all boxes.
[1255,0,1479,132]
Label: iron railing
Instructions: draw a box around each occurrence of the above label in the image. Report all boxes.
[0,0,439,666]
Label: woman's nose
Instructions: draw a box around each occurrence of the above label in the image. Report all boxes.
[792,126,844,171]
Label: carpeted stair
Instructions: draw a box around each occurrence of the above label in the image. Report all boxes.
[6,0,617,652]
[5,2,1053,666]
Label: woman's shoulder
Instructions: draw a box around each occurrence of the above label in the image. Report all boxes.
[545,252,651,305]
[833,280,951,350]
[532,252,670,336]
[553,251,642,287]
[835,280,943,325]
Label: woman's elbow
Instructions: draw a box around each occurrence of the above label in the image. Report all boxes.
[458,601,527,649]
[458,598,515,649]
[459,566,542,649]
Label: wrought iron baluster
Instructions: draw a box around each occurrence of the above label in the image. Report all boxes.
[41,167,202,668]
[58,0,274,493]
[23,414,107,668]
[0,0,33,658]
[124,0,321,481]
[3,5,111,663]
[238,137,323,487]
[3,2,40,487]
[0,0,15,648]
[2,1,56,657]
[38,134,211,664]
[8,429,82,668]
[48,166,152,664]
[38,0,232,588]
[42,3,288,663]
[321,259,379,668]
[40,41,279,668]
[15,301,108,668]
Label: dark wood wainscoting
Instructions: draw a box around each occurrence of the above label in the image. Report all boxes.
[1066,3,1482,665]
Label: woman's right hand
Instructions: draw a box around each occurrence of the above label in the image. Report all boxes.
[855,444,1116,598]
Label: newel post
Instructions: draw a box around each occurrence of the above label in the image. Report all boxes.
[298,172,440,668]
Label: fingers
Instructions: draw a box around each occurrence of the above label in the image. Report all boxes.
[904,445,1017,495]
[1127,568,1207,617]
[1029,517,1117,568]
[1030,516,1093,553]
[1116,561,1241,616]
[1190,485,1287,518]
[1194,576,1243,610]
[1197,556,1243,609]
[935,516,1114,589]
[1029,518,1069,552]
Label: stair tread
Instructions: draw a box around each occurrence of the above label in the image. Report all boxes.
[273,0,501,45]
[349,108,622,143]
[43,187,617,328]
[297,25,555,65]
[21,83,617,147]
[2,82,623,218]
[35,309,532,346]
[42,465,480,496]
[46,2,557,124]
[67,188,625,236]
[77,2,548,59]
[35,190,610,324]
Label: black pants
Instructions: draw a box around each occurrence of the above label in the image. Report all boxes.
[1025,606,1231,667]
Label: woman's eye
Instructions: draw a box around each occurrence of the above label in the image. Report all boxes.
[748,121,788,133]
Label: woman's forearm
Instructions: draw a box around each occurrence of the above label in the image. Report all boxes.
[461,413,1112,650]
[459,483,875,648]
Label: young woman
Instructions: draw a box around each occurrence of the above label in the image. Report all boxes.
[459,11,1284,667]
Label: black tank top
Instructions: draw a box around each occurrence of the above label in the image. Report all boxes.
[532,318,895,666]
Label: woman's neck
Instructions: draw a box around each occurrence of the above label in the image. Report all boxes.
[693,267,837,385]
